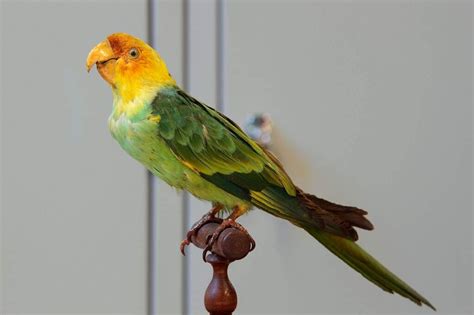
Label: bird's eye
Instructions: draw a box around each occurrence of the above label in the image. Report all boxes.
[128,48,139,59]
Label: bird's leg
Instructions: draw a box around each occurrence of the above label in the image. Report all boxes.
[180,204,223,255]
[202,206,256,261]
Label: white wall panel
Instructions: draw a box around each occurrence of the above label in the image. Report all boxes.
[225,1,471,314]
[154,1,186,314]
[1,1,147,314]
[184,1,219,314]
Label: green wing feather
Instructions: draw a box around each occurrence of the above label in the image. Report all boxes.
[151,86,296,197]
[149,86,435,310]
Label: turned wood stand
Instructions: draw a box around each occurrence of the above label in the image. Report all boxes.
[189,221,254,315]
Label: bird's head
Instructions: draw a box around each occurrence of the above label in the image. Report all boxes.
[86,33,175,102]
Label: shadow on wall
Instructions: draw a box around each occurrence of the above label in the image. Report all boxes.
[270,127,313,190]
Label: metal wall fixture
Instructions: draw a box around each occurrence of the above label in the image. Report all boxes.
[244,113,273,148]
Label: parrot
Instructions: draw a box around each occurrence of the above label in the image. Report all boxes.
[86,33,435,310]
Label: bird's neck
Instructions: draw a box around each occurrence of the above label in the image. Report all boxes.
[112,81,176,119]
[112,59,176,117]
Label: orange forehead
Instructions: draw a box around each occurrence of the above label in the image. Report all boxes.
[98,33,175,103]
[107,33,148,56]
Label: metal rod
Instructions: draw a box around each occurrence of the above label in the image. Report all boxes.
[216,0,226,113]
[146,1,158,314]
[181,1,191,314]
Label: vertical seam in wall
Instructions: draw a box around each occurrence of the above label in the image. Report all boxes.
[146,0,157,314]
[181,0,190,314]
[216,0,226,113]
[146,154,156,315]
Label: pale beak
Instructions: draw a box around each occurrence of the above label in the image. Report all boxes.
[86,39,116,72]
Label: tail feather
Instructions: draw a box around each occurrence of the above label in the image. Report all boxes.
[305,227,436,310]
[296,188,373,241]
[251,186,435,310]
[302,193,374,230]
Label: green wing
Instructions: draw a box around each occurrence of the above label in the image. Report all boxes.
[150,88,436,311]
[151,86,295,200]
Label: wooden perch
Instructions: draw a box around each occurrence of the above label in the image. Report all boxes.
[189,221,254,315]
[190,221,253,261]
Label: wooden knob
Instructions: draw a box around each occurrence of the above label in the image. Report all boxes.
[191,222,252,261]
[204,254,237,315]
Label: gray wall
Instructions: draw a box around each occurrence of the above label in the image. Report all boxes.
[223,2,472,314]
[1,1,148,314]
[1,1,472,315]
[185,1,472,314]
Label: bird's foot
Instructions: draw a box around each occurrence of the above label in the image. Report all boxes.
[180,207,223,255]
[202,219,256,261]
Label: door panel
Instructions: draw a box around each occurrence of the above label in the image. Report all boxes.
[154,1,186,314]
[189,1,471,314]
[2,2,147,313]
[185,1,219,314]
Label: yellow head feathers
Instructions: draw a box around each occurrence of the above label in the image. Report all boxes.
[87,33,175,103]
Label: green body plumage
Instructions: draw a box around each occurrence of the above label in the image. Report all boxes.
[88,33,434,310]
[109,86,251,210]
[108,85,434,310]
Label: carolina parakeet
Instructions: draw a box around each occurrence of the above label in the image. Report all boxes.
[86,33,435,310]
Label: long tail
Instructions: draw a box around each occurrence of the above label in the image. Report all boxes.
[251,187,435,310]
[305,227,435,310]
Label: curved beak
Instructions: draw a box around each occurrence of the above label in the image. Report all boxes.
[86,39,116,72]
